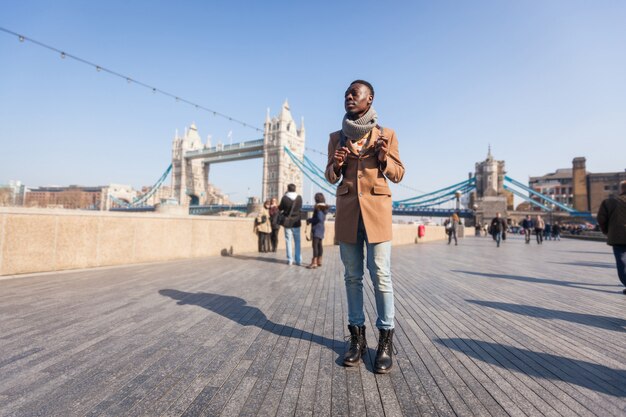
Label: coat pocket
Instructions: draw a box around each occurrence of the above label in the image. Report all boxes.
[336,184,350,196]
[372,185,392,196]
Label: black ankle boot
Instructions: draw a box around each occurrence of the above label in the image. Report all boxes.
[343,325,366,367]
[374,328,394,374]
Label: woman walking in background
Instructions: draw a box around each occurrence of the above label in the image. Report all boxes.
[306,193,329,269]
[254,200,272,252]
[269,197,280,252]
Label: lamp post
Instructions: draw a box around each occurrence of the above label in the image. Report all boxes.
[548,203,554,240]
[455,190,462,212]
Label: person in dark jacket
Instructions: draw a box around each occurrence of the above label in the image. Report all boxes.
[521,215,534,244]
[269,197,280,252]
[278,184,303,265]
[552,222,561,241]
[490,212,507,247]
[306,193,329,269]
[597,180,626,294]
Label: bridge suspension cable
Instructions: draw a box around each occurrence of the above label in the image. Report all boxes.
[109,164,172,208]
[283,147,337,195]
[0,26,262,133]
[503,176,576,213]
[503,185,552,211]
[289,147,476,210]
[304,147,427,194]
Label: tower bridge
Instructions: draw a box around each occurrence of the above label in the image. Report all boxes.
[113,103,595,222]
[171,100,304,206]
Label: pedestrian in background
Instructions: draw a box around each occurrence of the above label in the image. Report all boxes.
[522,214,534,244]
[597,180,626,295]
[552,222,561,241]
[544,222,552,241]
[269,197,280,252]
[306,192,329,269]
[278,184,303,265]
[447,212,459,246]
[253,200,272,252]
[535,215,545,244]
[490,212,506,247]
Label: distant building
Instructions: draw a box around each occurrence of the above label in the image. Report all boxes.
[102,184,138,210]
[0,180,27,206]
[528,168,574,209]
[25,185,104,210]
[528,157,626,213]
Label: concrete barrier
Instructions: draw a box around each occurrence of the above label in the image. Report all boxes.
[0,208,447,276]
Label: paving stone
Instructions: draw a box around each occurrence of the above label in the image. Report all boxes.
[0,237,624,416]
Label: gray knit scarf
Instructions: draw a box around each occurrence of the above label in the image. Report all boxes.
[342,106,378,140]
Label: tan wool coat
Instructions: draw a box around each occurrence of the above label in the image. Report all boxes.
[325,126,405,243]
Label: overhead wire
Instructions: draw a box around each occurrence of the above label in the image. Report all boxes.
[0,26,263,133]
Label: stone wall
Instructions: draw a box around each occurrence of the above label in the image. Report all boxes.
[0,208,448,277]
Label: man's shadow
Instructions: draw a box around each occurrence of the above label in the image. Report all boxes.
[159,289,377,369]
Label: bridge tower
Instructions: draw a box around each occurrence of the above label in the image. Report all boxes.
[262,100,305,201]
[171,124,209,206]
[473,147,512,224]
[572,157,588,211]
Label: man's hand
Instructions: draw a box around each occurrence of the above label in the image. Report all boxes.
[375,136,389,163]
[333,146,350,171]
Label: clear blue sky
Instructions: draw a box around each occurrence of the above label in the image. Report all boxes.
[1,1,625,204]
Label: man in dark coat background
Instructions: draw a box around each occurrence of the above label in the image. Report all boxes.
[597,180,626,294]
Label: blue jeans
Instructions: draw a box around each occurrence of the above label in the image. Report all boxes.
[339,219,394,330]
[494,231,502,247]
[284,227,302,265]
[613,245,626,287]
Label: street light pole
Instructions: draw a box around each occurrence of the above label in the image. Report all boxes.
[472,203,479,236]
[549,203,554,240]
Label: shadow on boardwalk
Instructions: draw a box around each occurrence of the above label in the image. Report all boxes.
[436,338,626,396]
[550,261,615,269]
[159,289,359,368]
[466,300,626,332]
[452,270,620,294]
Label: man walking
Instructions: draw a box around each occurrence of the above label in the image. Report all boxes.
[552,222,561,241]
[278,184,303,266]
[535,215,545,244]
[597,180,626,295]
[490,212,506,247]
[325,80,404,373]
[522,214,533,244]
[447,212,460,246]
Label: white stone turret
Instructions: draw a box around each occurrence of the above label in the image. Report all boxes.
[262,101,305,201]
[171,124,210,206]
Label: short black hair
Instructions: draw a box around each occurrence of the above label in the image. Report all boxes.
[287,183,296,192]
[350,79,374,97]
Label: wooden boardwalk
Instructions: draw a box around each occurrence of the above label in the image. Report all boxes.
[1,235,625,416]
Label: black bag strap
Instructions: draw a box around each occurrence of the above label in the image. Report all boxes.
[285,195,296,219]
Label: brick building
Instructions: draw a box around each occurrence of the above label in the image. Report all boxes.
[528,157,625,213]
[25,186,104,210]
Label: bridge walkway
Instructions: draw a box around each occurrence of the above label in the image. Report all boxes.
[0,236,624,416]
